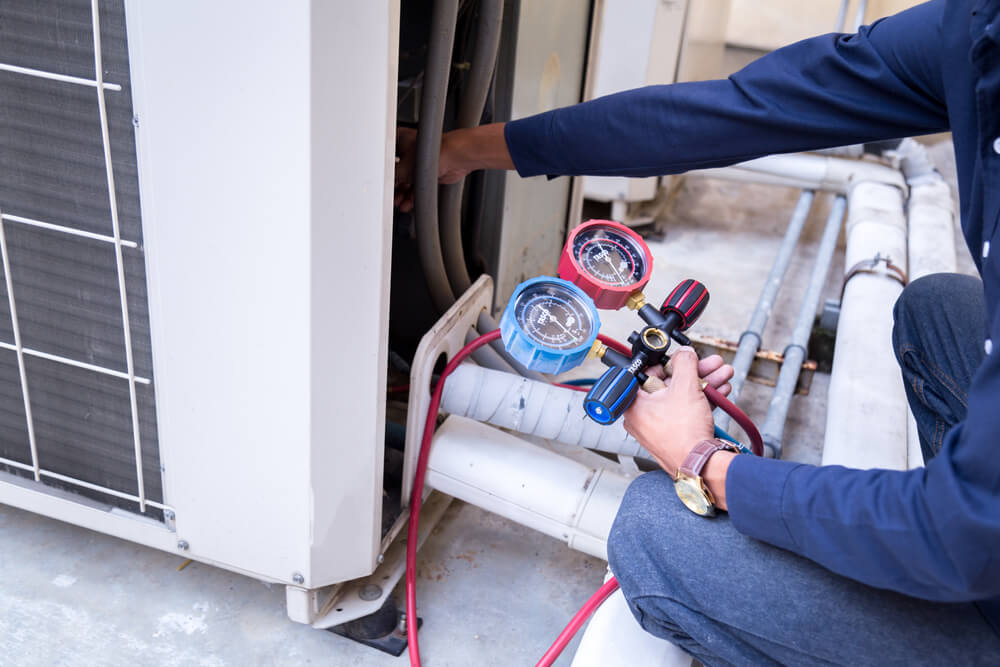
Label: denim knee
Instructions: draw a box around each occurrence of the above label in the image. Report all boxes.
[893,274,941,352]
[892,273,983,352]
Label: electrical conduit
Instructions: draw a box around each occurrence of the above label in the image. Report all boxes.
[761,195,847,458]
[716,190,815,431]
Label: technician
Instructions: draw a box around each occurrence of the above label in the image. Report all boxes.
[395,0,1000,663]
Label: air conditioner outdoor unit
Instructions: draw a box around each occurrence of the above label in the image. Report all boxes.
[0,0,396,598]
[0,0,593,626]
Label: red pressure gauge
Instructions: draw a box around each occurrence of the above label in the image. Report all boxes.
[557,220,654,310]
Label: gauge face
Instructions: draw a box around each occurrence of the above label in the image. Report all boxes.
[513,284,595,351]
[572,225,648,287]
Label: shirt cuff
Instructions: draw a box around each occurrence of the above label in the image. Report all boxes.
[504,114,556,178]
[726,454,803,552]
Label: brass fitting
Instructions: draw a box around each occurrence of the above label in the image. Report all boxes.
[641,327,669,351]
[625,291,647,311]
[587,340,607,360]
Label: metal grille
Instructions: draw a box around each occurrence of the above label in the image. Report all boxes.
[0,0,164,515]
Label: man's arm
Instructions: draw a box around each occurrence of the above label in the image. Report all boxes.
[504,0,948,178]
[727,301,1000,604]
[396,2,948,207]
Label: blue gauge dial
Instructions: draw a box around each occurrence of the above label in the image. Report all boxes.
[499,277,600,374]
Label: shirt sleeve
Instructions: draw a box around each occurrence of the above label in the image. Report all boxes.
[727,305,1000,604]
[504,0,948,178]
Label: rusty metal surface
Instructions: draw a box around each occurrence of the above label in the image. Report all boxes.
[691,334,816,395]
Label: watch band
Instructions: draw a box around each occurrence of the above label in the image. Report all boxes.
[678,438,738,479]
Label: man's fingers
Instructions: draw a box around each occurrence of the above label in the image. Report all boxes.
[696,354,725,377]
[667,347,702,393]
[701,363,734,390]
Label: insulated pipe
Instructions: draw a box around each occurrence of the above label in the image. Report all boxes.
[465,325,519,373]
[896,139,957,280]
[440,364,652,459]
[440,0,504,296]
[761,195,847,458]
[475,311,548,381]
[414,0,460,313]
[822,181,909,469]
[426,416,632,560]
[699,153,906,195]
[716,190,816,431]
[896,137,957,469]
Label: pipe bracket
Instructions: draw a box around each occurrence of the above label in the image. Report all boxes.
[839,253,908,302]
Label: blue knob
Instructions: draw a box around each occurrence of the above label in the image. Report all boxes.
[584,366,640,425]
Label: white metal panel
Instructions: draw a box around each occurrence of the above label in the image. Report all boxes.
[307,0,397,586]
[584,0,688,204]
[126,0,391,586]
[495,0,591,307]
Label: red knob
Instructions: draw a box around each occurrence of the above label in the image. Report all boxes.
[661,279,709,331]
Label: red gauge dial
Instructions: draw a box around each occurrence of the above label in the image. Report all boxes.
[558,219,653,310]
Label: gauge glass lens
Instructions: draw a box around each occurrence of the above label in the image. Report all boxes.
[513,284,595,351]
[572,226,647,287]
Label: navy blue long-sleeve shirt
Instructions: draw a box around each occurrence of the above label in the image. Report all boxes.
[505,0,1000,635]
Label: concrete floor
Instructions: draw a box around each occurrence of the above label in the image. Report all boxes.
[0,140,967,666]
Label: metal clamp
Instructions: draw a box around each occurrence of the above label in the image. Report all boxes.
[839,253,908,301]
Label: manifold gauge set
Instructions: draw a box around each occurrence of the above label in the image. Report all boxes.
[499,219,710,425]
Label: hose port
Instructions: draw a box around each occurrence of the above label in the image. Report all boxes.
[641,327,670,351]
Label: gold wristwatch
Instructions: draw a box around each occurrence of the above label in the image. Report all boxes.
[674,438,740,517]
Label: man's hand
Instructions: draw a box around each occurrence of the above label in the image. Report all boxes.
[394,123,514,212]
[622,348,731,478]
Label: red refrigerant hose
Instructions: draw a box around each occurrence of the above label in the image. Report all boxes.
[405,332,762,667]
[406,330,502,666]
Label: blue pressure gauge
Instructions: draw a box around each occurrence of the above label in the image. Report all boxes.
[499,277,601,374]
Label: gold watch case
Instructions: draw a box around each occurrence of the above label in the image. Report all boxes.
[674,472,717,517]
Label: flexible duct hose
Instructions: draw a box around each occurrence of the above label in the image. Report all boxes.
[414,0,460,313]
[414,0,545,381]
[440,0,504,295]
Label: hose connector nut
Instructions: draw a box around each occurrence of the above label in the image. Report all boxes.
[587,340,607,360]
[626,291,647,311]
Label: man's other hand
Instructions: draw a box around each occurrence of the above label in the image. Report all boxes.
[623,348,728,477]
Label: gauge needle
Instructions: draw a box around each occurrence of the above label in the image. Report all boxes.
[539,307,573,337]
[598,248,627,284]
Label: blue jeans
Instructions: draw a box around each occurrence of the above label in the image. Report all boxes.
[607,274,1000,666]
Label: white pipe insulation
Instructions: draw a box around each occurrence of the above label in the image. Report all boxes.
[897,138,957,283]
[698,153,906,194]
[440,363,652,459]
[822,180,909,470]
[896,138,958,469]
[425,416,632,560]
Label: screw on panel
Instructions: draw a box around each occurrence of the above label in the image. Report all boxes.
[176,540,189,551]
[359,584,382,601]
[292,573,305,585]
[377,554,384,564]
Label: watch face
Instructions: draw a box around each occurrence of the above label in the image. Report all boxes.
[674,476,715,517]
